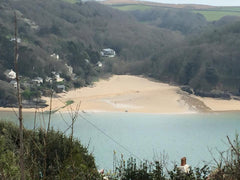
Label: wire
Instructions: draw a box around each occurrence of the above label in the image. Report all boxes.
[78,113,142,161]
[51,96,142,161]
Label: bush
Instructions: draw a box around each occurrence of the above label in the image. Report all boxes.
[0,121,100,179]
[111,134,240,180]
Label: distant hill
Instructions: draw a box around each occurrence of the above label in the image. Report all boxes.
[101,0,214,9]
[96,0,240,96]
[130,8,208,34]
[139,19,240,96]
[101,0,240,21]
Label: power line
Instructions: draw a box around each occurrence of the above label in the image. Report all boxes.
[78,113,142,161]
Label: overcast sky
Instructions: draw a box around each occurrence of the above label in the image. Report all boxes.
[141,0,240,6]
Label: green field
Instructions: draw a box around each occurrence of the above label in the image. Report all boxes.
[194,7,240,21]
[211,7,240,12]
[112,4,153,11]
[111,3,240,21]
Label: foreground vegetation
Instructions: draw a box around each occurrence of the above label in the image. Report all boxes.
[0,121,99,179]
[107,136,240,180]
[0,120,240,179]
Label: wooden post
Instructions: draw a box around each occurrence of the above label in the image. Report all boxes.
[181,157,186,166]
[14,12,25,180]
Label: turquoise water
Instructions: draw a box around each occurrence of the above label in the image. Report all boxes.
[1,111,240,170]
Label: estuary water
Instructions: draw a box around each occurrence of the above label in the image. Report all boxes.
[1,111,240,170]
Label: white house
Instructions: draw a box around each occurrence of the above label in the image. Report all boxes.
[51,72,64,82]
[55,74,64,82]
[4,69,16,79]
[97,61,103,67]
[65,64,73,75]
[57,85,66,92]
[10,80,17,88]
[50,53,59,60]
[10,38,21,43]
[32,77,43,84]
[45,77,53,83]
[85,59,90,63]
[100,48,116,57]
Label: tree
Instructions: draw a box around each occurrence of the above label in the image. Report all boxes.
[205,67,219,85]
[14,12,25,180]
[0,136,20,179]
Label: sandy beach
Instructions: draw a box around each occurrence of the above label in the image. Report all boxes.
[1,75,240,114]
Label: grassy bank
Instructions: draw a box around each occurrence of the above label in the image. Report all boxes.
[194,8,240,21]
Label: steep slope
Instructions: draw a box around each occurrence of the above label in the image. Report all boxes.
[131,8,208,34]
[148,19,240,96]
[0,0,182,105]
[0,0,181,67]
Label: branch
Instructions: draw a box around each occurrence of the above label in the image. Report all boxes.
[227,136,240,157]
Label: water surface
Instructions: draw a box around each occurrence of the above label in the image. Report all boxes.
[1,111,240,170]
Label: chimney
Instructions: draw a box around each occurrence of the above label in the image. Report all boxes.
[181,157,186,166]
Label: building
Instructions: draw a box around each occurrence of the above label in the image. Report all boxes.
[65,64,73,75]
[10,80,17,88]
[4,69,16,79]
[55,73,64,82]
[97,61,103,67]
[32,77,43,85]
[50,53,59,60]
[100,48,116,57]
[10,38,21,43]
[85,59,90,63]
[45,77,53,83]
[178,157,190,174]
[57,85,65,93]
[51,72,64,82]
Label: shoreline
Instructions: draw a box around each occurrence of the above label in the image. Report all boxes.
[2,107,240,115]
[1,75,240,114]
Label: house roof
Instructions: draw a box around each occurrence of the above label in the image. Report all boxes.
[102,48,114,51]
[10,80,17,84]
[57,85,65,88]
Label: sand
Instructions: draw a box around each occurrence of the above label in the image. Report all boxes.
[195,96,240,112]
[1,75,240,114]
[42,75,191,113]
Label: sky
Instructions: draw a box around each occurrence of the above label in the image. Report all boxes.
[140,0,240,6]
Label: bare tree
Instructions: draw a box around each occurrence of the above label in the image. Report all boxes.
[14,12,25,180]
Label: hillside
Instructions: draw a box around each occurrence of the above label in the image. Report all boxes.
[101,0,214,9]
[1,0,240,106]
[100,6,240,97]
[102,0,240,21]
[130,8,208,34]
[0,0,181,106]
[138,19,240,97]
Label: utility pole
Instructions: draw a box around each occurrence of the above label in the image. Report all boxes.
[14,12,25,180]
